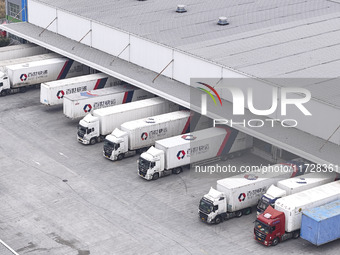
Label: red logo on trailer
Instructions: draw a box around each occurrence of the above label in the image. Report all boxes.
[141,132,148,140]
[181,135,197,140]
[238,193,246,202]
[177,150,186,160]
[56,90,65,99]
[83,104,92,113]
[20,74,28,81]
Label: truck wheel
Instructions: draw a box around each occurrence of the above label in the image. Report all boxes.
[293,231,300,239]
[172,167,181,174]
[221,155,228,161]
[215,216,222,224]
[152,173,159,180]
[0,90,7,96]
[90,138,96,145]
[235,210,243,217]
[272,237,279,246]
[244,207,252,215]
[229,153,235,159]
[97,136,103,143]
[117,154,124,161]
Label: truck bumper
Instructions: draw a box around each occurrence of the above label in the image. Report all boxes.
[103,152,115,161]
[138,171,152,180]
[77,136,90,145]
[254,236,270,246]
[199,211,213,223]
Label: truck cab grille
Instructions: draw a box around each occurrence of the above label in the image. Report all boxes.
[139,170,146,177]
[77,131,85,138]
[254,229,266,243]
[199,212,208,222]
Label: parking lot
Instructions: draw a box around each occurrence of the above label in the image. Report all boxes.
[0,89,339,254]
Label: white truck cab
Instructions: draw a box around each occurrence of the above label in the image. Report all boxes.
[0,71,10,96]
[77,114,100,145]
[103,128,131,160]
[138,146,165,180]
[199,188,227,224]
[257,185,287,215]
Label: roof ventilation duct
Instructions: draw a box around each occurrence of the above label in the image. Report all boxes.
[217,17,229,26]
[176,5,187,13]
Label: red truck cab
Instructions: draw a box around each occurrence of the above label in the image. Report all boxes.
[254,206,285,246]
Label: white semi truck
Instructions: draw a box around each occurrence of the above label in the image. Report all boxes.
[198,163,300,224]
[255,181,340,246]
[138,127,253,180]
[0,55,85,96]
[77,97,179,145]
[41,73,126,106]
[0,43,48,61]
[104,111,212,161]
[257,171,339,214]
[63,85,154,119]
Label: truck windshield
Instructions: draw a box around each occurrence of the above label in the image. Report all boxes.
[138,157,151,171]
[257,199,270,212]
[255,220,270,234]
[199,198,213,214]
[78,125,86,137]
[104,140,119,150]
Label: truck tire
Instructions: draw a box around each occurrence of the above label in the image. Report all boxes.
[97,136,103,143]
[172,167,181,174]
[293,231,300,239]
[117,154,124,161]
[235,210,243,217]
[0,90,7,96]
[272,237,279,246]
[90,138,96,145]
[152,173,159,180]
[244,207,252,215]
[215,216,222,224]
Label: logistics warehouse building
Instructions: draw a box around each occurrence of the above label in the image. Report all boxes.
[2,0,340,169]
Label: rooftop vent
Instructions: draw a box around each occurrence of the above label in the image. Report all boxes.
[217,17,229,26]
[176,5,187,13]
[146,117,155,123]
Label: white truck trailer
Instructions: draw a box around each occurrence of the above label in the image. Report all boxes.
[255,181,340,246]
[63,85,154,119]
[41,73,126,106]
[0,43,48,61]
[77,97,179,145]
[104,111,212,161]
[0,55,86,96]
[0,53,60,69]
[138,127,253,180]
[257,171,339,214]
[198,163,300,224]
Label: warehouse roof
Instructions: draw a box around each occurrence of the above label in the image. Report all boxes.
[24,0,340,108]
[32,0,340,50]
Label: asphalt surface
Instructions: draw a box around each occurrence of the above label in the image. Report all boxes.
[0,89,339,255]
